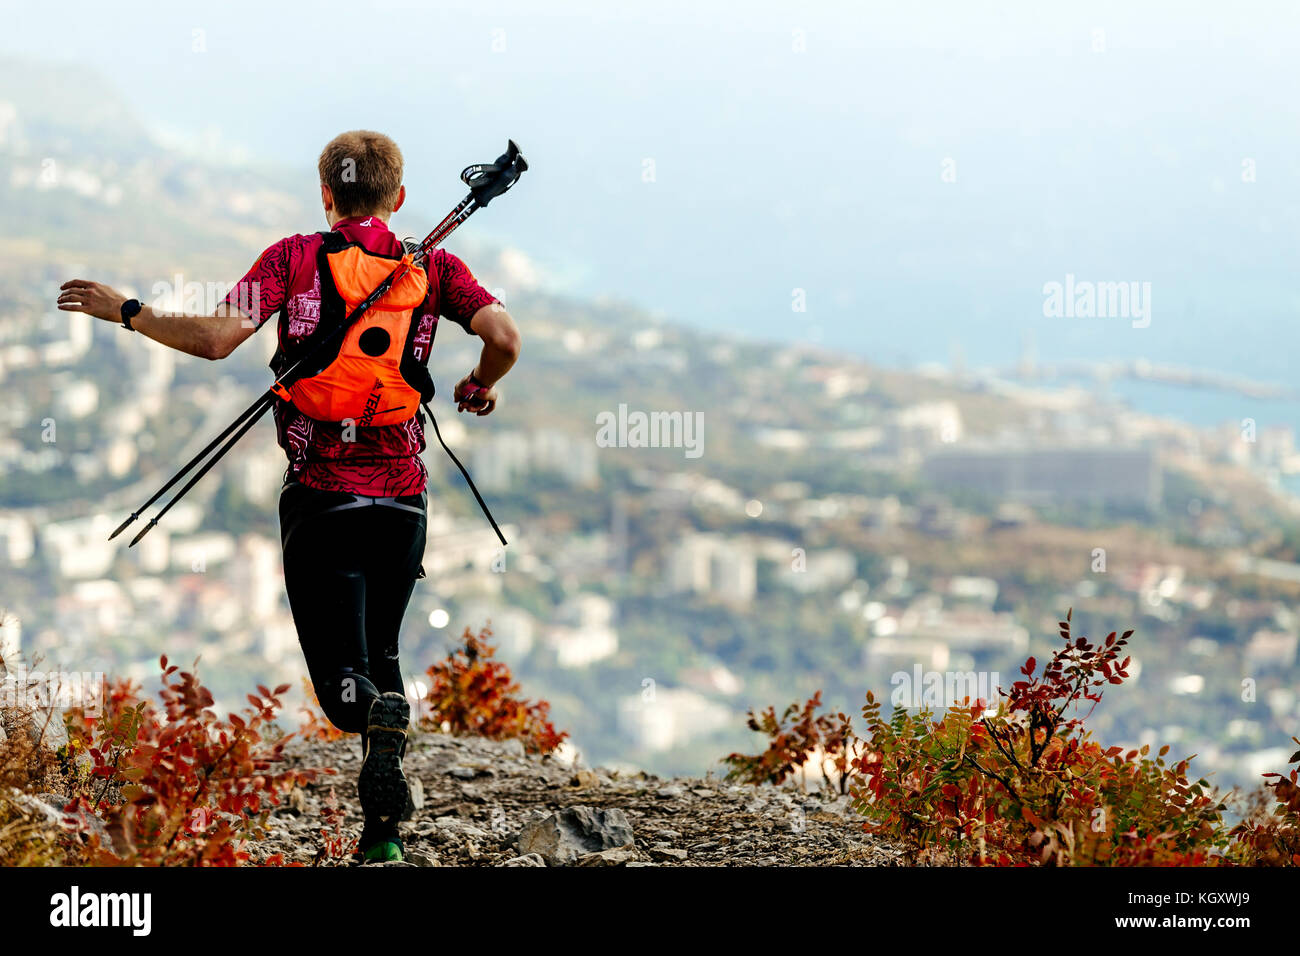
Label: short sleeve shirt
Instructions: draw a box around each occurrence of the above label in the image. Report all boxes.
[224,216,497,496]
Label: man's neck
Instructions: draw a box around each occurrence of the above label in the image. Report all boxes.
[330,212,390,228]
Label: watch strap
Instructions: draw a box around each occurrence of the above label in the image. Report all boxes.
[120,298,142,331]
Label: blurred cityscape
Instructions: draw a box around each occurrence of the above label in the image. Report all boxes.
[2,63,1300,793]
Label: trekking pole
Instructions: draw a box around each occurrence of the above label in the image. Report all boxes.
[112,140,528,545]
[108,391,275,541]
[126,399,274,546]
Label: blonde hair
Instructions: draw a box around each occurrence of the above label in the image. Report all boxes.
[318,130,404,218]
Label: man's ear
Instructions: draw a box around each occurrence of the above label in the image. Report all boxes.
[320,182,334,212]
[392,185,406,215]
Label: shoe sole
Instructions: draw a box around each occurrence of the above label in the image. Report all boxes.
[358,694,410,824]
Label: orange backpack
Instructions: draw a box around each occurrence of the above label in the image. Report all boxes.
[270,231,434,427]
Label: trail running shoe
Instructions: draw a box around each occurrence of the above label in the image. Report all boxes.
[356,836,405,864]
[358,692,411,826]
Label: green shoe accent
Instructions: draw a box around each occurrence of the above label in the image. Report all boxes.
[361,839,404,863]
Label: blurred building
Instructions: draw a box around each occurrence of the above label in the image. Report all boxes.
[40,514,117,578]
[922,444,1162,510]
[617,686,732,752]
[0,615,21,665]
[471,429,597,493]
[544,593,618,667]
[780,547,856,593]
[0,515,35,566]
[666,533,756,605]
[1244,629,1298,673]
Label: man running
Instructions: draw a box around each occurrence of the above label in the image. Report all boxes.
[57,130,522,863]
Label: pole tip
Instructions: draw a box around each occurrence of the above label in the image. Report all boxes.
[108,514,138,541]
[128,520,156,548]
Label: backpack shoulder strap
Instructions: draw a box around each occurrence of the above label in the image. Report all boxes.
[321,228,350,252]
[269,230,351,377]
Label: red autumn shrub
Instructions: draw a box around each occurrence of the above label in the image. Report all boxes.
[726,611,1296,867]
[722,692,856,793]
[852,613,1229,865]
[313,786,356,865]
[67,656,322,866]
[419,626,567,755]
[298,678,351,743]
[1229,738,1300,866]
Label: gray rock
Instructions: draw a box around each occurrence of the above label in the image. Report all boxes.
[448,764,493,780]
[516,806,635,866]
[656,784,686,800]
[499,853,546,867]
[405,850,438,867]
[577,846,639,867]
[432,815,491,841]
[499,738,527,758]
[52,796,118,853]
[23,708,69,753]
[11,791,64,826]
[408,777,426,811]
[503,808,549,844]
[650,846,688,862]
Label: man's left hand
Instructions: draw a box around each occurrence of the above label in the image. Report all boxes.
[57,280,129,322]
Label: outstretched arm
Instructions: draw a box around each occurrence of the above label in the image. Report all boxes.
[57,280,257,360]
[453,302,521,416]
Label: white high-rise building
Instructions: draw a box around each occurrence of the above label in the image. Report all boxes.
[666,533,756,605]
[0,615,21,667]
[0,516,35,566]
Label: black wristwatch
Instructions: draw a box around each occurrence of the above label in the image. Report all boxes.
[120,298,142,331]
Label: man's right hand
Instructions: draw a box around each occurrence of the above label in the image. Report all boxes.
[464,302,520,416]
[453,374,499,416]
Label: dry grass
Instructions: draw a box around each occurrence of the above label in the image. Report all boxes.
[0,665,86,865]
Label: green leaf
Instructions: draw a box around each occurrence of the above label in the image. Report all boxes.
[121,783,146,802]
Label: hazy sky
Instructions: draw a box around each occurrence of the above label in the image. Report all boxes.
[3,0,1298,380]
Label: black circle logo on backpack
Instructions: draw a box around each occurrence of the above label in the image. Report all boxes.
[358,327,391,357]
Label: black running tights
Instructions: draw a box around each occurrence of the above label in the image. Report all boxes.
[278,481,427,735]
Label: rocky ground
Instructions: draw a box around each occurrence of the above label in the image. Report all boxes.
[258,731,906,867]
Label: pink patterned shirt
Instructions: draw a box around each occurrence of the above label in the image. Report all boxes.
[225,216,496,496]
